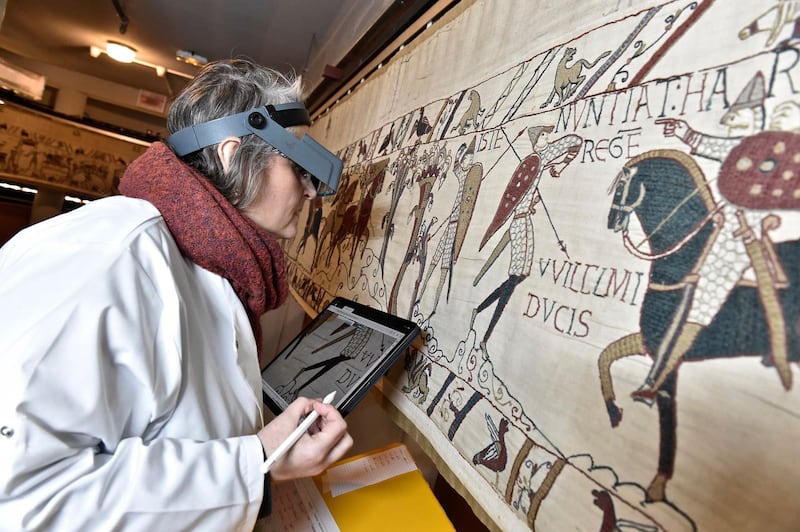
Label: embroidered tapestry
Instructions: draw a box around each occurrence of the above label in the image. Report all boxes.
[0,103,146,197]
[290,0,800,529]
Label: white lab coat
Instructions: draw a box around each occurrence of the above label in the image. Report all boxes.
[0,196,267,531]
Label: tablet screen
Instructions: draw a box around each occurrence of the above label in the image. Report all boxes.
[262,297,420,416]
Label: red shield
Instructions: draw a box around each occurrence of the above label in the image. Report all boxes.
[480,153,540,250]
[719,131,800,210]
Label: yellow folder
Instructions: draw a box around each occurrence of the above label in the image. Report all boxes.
[314,443,454,532]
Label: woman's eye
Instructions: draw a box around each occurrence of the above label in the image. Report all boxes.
[295,165,311,180]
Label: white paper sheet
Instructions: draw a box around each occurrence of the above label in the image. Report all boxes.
[325,445,418,497]
[254,477,340,532]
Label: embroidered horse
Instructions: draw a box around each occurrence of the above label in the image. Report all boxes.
[314,172,357,266]
[327,160,388,267]
[598,149,799,502]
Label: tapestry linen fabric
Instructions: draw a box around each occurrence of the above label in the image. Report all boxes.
[0,104,146,197]
[290,1,800,529]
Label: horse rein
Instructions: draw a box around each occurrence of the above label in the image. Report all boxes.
[622,202,724,261]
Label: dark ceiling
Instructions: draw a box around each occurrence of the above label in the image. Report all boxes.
[0,0,456,141]
[0,0,394,107]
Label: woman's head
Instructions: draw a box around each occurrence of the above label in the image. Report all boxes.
[167,58,319,239]
[167,59,304,209]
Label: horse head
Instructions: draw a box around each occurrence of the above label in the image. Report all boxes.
[608,149,719,267]
[607,164,645,233]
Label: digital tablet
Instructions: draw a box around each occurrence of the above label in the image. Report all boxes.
[262,297,421,416]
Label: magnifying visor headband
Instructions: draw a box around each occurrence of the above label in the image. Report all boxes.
[165,102,342,196]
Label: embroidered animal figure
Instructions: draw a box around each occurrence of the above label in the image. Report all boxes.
[592,489,658,532]
[295,196,322,256]
[454,90,484,135]
[592,489,617,532]
[411,107,433,141]
[379,123,394,154]
[472,413,509,474]
[540,47,611,108]
[600,150,800,502]
[357,139,368,161]
[401,351,431,404]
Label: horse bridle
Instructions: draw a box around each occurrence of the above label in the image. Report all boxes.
[608,166,646,232]
[610,164,724,261]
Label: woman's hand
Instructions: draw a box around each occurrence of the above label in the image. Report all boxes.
[257,397,352,481]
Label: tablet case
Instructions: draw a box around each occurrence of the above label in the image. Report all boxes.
[262,297,421,416]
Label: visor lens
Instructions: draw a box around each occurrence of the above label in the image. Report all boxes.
[290,160,334,196]
[312,174,335,196]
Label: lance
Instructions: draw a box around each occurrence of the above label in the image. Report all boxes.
[478,127,528,181]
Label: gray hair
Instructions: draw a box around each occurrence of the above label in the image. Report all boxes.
[167,58,304,208]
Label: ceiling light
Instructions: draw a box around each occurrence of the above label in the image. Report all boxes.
[88,42,195,82]
[106,41,136,63]
[176,50,208,67]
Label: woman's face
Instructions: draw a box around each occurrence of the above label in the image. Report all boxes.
[242,153,317,239]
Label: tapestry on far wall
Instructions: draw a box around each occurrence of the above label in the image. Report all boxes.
[288,0,800,529]
[0,103,147,197]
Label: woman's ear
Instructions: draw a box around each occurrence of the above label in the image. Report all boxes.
[216,136,242,173]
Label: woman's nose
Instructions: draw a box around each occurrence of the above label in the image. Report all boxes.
[302,175,317,199]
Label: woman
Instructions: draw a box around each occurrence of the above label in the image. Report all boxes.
[0,59,352,530]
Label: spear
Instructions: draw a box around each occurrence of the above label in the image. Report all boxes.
[480,127,527,181]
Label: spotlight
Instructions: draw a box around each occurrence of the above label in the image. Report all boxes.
[105,41,136,63]
[175,50,207,67]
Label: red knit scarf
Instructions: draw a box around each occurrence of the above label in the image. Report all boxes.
[118,142,288,363]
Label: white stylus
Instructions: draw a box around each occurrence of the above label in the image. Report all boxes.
[261,391,337,474]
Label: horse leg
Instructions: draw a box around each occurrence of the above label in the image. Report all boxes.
[326,239,338,266]
[631,323,704,399]
[313,220,330,267]
[647,373,678,502]
[598,333,646,427]
[633,282,698,400]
